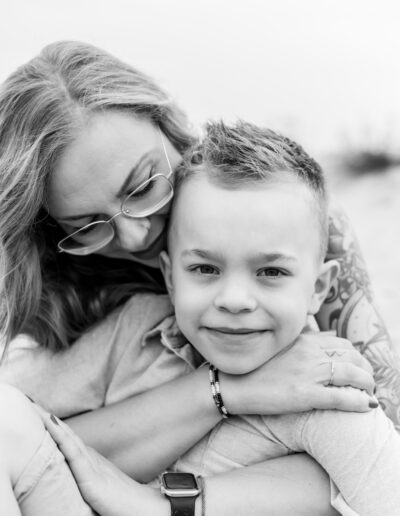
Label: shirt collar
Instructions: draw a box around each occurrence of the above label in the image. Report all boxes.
[142,314,205,369]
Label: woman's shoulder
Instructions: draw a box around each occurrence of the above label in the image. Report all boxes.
[122,292,173,317]
[110,292,174,338]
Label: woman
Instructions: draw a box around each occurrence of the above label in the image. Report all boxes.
[0,40,398,513]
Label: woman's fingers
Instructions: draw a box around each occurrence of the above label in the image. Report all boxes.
[36,409,97,487]
[325,362,375,394]
[321,348,373,374]
[310,334,374,379]
[313,385,378,413]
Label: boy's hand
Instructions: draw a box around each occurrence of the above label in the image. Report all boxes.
[221,333,377,416]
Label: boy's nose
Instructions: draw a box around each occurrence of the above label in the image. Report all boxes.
[214,280,257,313]
[113,216,151,252]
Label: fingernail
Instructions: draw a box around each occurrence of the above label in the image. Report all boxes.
[50,414,60,425]
[369,399,379,409]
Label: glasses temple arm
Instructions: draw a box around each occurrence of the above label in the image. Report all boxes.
[158,126,173,177]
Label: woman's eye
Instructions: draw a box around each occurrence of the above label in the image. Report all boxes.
[63,221,95,236]
[127,166,156,199]
[258,268,284,278]
[73,224,96,235]
[129,178,155,199]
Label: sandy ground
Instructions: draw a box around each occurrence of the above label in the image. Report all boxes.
[326,165,400,351]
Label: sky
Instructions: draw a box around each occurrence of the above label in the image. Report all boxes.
[1,0,400,158]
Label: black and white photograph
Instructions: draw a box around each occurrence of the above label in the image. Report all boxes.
[1,1,400,514]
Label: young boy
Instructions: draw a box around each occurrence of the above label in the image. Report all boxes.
[1,121,399,516]
[155,120,400,515]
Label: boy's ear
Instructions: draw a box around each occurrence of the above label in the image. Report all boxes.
[159,250,175,305]
[308,260,340,315]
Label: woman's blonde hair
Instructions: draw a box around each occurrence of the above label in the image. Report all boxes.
[0,40,195,354]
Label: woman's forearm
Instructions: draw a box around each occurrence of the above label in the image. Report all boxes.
[66,366,221,482]
[317,206,400,430]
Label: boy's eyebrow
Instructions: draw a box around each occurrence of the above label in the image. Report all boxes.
[181,249,222,260]
[56,152,152,222]
[252,252,298,263]
[181,249,297,263]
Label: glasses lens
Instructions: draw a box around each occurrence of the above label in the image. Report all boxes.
[122,175,173,217]
[58,221,114,255]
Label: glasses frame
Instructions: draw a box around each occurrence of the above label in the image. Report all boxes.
[57,127,173,256]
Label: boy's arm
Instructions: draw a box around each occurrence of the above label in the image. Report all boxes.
[199,453,338,516]
[291,407,400,515]
[316,206,400,430]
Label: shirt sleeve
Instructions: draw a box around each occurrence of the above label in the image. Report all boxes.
[104,294,191,405]
[0,293,174,418]
[268,407,400,516]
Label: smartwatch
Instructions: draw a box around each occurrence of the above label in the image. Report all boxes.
[161,472,201,516]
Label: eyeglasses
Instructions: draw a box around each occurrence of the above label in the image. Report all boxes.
[57,127,173,256]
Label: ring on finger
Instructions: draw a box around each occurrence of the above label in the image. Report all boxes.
[328,361,335,386]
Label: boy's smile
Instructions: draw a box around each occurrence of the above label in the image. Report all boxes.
[161,173,336,375]
[207,327,268,335]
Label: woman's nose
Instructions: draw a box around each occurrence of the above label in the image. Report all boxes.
[214,279,257,314]
[113,216,151,251]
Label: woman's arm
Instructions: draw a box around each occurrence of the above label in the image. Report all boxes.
[316,206,400,429]
[66,366,220,482]
[66,332,375,482]
[44,412,339,516]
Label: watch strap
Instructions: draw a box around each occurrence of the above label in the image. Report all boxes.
[167,495,196,516]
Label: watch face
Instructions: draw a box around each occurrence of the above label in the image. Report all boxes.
[164,473,198,489]
[161,473,200,498]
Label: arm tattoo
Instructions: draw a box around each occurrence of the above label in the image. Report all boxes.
[316,206,400,430]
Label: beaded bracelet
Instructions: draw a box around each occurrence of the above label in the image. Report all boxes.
[209,364,230,419]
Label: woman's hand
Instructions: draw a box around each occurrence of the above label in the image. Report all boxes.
[36,407,168,516]
[222,332,377,416]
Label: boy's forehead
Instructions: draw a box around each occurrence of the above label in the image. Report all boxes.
[168,173,321,257]
[172,170,314,217]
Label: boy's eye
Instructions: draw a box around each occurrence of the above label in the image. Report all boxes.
[190,264,219,275]
[258,268,284,278]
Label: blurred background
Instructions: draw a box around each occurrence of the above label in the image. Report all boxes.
[1,0,399,345]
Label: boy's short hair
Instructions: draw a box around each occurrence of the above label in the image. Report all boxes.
[173,120,329,259]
